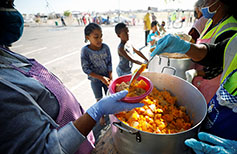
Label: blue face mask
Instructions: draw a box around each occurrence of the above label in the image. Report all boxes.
[0,8,24,46]
[201,0,220,19]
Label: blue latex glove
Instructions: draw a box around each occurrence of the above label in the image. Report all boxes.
[86,90,144,122]
[185,132,237,154]
[150,34,191,57]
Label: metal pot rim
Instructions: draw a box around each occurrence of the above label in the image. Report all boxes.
[110,72,207,137]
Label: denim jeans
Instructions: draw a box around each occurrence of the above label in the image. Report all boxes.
[90,80,108,100]
[116,66,131,77]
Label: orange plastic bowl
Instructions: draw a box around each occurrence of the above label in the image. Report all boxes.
[109,75,153,103]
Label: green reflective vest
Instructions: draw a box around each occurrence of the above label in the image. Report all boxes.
[200,16,237,43]
[221,33,237,95]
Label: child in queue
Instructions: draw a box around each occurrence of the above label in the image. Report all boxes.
[159,21,166,35]
[81,23,112,124]
[115,23,148,77]
[147,20,160,51]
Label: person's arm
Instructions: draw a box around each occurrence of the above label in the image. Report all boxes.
[188,28,200,43]
[74,90,144,136]
[185,43,207,62]
[81,47,93,76]
[0,83,85,154]
[132,47,148,62]
[150,34,228,67]
[89,72,110,86]
[157,30,161,36]
[106,46,113,80]
[176,41,227,67]
[118,46,143,65]
[185,39,227,66]
[147,33,157,46]
[73,113,96,136]
[161,26,166,33]
[0,82,143,154]
[195,40,228,67]
[149,40,156,46]
[108,71,112,80]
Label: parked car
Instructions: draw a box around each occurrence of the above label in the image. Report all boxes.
[111,16,132,25]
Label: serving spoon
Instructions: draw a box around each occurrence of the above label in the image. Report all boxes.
[129,55,156,87]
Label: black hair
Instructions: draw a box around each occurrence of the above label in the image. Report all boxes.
[84,23,101,43]
[219,0,237,19]
[115,22,126,35]
[0,0,14,8]
[151,20,158,28]
[194,0,204,8]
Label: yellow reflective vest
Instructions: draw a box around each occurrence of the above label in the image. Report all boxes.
[221,33,237,95]
[200,16,237,43]
[221,33,237,82]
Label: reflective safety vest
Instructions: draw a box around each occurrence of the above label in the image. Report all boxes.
[221,33,237,83]
[221,33,237,96]
[203,34,237,140]
[200,16,237,43]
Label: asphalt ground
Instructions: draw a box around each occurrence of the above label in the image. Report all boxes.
[11,24,191,111]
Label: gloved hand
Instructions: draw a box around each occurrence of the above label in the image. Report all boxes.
[150,34,191,57]
[185,132,237,154]
[87,90,144,122]
[185,69,197,83]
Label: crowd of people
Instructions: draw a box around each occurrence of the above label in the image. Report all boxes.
[61,14,110,27]
[0,0,236,154]
[58,8,183,29]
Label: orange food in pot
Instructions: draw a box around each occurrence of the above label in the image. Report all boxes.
[115,87,192,134]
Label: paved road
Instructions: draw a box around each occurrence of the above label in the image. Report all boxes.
[11,24,191,110]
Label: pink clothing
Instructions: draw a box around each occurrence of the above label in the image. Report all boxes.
[192,74,221,103]
[14,59,95,154]
[193,27,221,103]
[192,17,208,35]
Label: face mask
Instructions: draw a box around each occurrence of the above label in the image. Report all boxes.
[0,9,24,46]
[201,0,220,19]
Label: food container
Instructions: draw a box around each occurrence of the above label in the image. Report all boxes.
[110,72,207,154]
[148,54,194,80]
[109,75,153,103]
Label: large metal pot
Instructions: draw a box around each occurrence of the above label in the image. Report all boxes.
[148,55,194,79]
[110,72,207,154]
